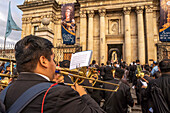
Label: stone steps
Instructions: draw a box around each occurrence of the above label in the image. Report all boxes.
[130,84,142,113]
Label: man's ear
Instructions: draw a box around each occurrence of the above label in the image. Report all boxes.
[39,56,48,68]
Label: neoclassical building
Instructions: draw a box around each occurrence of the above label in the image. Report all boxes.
[18,0,162,65]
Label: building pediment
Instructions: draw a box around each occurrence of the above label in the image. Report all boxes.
[78,0,152,3]
[78,0,154,10]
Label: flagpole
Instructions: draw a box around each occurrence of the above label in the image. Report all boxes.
[3,37,6,57]
[3,1,22,58]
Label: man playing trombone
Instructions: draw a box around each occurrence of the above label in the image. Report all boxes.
[2,35,105,113]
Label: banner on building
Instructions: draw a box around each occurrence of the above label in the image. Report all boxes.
[159,0,170,42]
[61,3,75,45]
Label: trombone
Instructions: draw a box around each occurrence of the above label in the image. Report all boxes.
[56,67,119,92]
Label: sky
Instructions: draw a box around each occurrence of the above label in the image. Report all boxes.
[0,0,24,47]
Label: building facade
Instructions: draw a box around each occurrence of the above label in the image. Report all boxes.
[18,0,162,65]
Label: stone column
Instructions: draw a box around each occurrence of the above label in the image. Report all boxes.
[55,18,62,46]
[145,5,154,63]
[87,10,94,51]
[80,10,87,51]
[123,7,131,64]
[136,6,145,65]
[99,9,106,64]
[21,18,26,38]
[26,17,32,36]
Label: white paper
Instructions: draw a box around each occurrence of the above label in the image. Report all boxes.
[140,80,148,87]
[69,51,92,70]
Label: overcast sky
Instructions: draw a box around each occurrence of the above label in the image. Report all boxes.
[0,0,24,47]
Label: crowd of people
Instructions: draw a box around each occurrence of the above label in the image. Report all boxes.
[0,35,169,113]
[87,59,170,113]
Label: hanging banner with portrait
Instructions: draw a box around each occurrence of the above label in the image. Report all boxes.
[159,0,170,42]
[61,3,75,45]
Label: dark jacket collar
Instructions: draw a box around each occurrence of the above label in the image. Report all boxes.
[17,72,49,82]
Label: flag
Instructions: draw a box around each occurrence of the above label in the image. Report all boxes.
[5,1,22,38]
[61,3,75,45]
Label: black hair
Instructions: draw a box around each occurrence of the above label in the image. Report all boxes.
[121,64,126,69]
[101,63,104,66]
[144,64,150,71]
[92,60,96,65]
[115,68,124,79]
[60,60,70,68]
[15,35,54,73]
[136,60,140,63]
[159,59,170,72]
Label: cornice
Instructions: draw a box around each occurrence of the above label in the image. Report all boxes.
[18,0,60,12]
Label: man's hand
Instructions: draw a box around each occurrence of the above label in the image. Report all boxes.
[71,83,87,96]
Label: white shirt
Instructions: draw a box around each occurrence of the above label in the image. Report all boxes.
[35,73,50,81]
[20,72,50,81]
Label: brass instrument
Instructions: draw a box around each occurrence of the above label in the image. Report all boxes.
[56,67,119,92]
[136,72,145,78]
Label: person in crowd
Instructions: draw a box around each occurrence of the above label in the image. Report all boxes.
[155,59,170,107]
[113,62,119,68]
[135,60,142,105]
[103,61,114,81]
[98,63,105,80]
[59,60,73,84]
[102,68,134,113]
[151,59,170,111]
[88,60,102,105]
[0,63,5,73]
[3,65,11,75]
[90,60,99,70]
[140,71,153,113]
[129,62,136,83]
[121,63,129,81]
[144,63,150,72]
[143,59,170,113]
[3,35,105,113]
[151,61,160,78]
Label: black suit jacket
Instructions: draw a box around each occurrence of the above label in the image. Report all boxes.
[154,74,170,108]
[99,66,105,77]
[103,79,134,113]
[4,73,105,113]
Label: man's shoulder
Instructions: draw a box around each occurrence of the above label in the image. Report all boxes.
[49,84,77,96]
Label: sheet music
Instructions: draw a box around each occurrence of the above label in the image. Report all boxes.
[69,51,92,70]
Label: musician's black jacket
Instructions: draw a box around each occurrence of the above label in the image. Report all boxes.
[4,73,105,113]
[102,79,134,113]
[154,73,170,108]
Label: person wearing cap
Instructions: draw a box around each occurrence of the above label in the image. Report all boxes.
[3,35,105,113]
